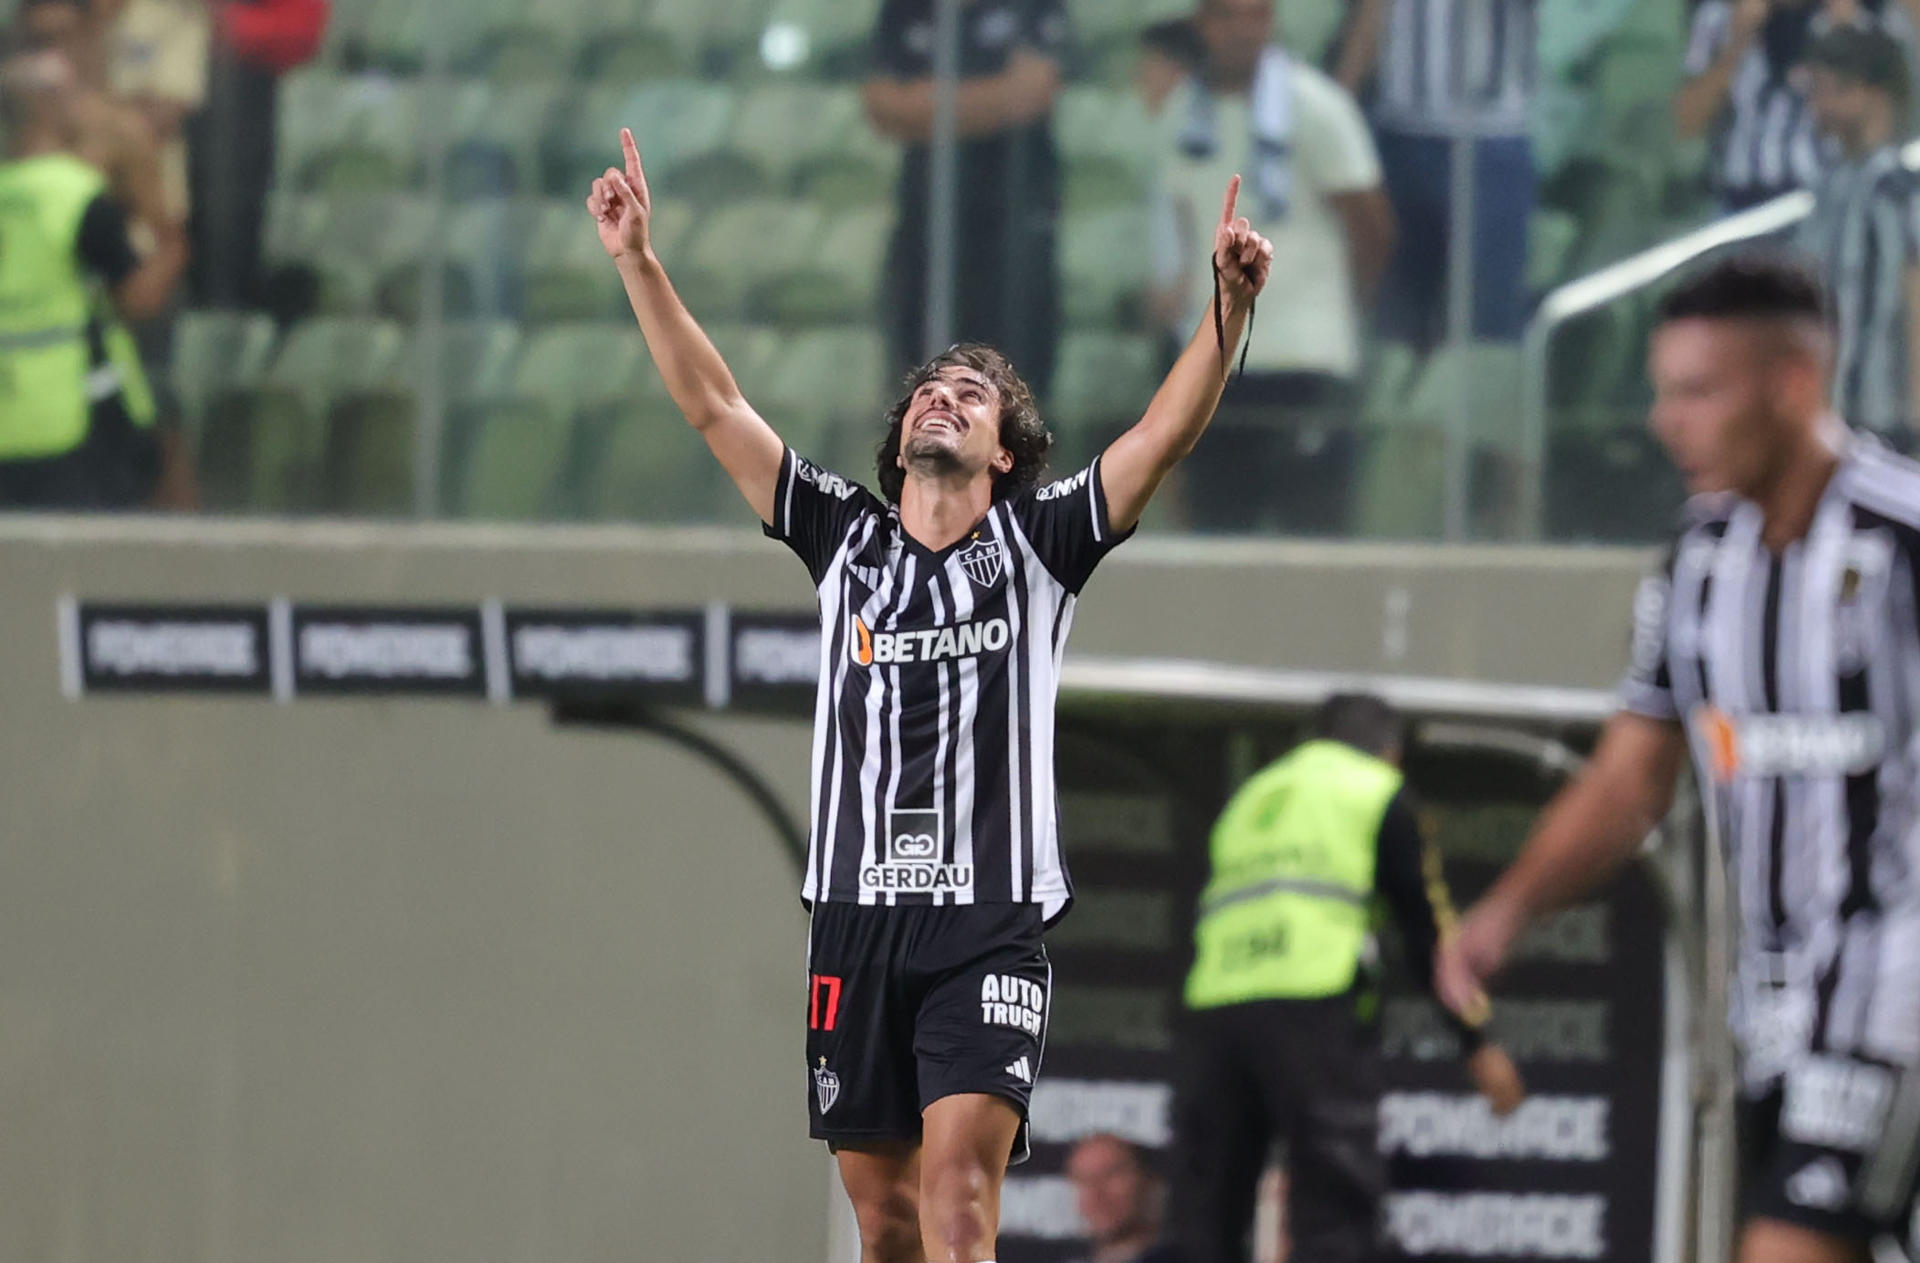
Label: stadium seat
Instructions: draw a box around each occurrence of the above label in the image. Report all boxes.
[547,80,736,199]
[263,193,437,316]
[355,0,521,73]
[1527,209,1583,296]
[754,325,887,452]
[758,0,883,77]
[647,0,777,69]
[725,83,866,192]
[276,71,423,193]
[676,198,825,318]
[458,322,648,519]
[200,318,405,511]
[522,199,632,323]
[1060,206,1152,329]
[751,204,892,325]
[169,311,278,444]
[1057,88,1155,213]
[447,81,563,198]
[796,125,900,210]
[1049,332,1157,460]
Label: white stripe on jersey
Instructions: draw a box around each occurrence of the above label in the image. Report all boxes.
[942,548,981,900]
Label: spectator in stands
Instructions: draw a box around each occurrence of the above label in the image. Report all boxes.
[864,0,1068,400]
[1800,25,1920,446]
[1137,18,1203,116]
[189,0,328,308]
[0,39,187,508]
[98,0,207,232]
[1339,0,1538,349]
[1062,1134,1181,1263]
[1151,0,1394,534]
[1678,0,1920,214]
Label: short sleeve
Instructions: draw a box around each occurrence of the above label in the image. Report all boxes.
[1685,2,1731,77]
[1618,546,1680,722]
[762,448,882,586]
[1005,456,1136,595]
[870,0,923,77]
[1024,0,1071,61]
[1294,67,1383,195]
[76,194,139,286]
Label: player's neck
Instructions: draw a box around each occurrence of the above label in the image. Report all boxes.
[899,473,994,552]
[1751,415,1846,553]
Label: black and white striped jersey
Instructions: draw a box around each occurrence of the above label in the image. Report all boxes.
[765,448,1133,922]
[1373,0,1537,139]
[1621,439,1920,1094]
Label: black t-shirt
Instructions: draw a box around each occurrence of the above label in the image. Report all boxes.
[77,195,140,288]
[869,0,1067,248]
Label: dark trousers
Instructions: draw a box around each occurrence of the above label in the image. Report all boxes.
[0,398,160,510]
[1169,996,1387,1263]
[1182,371,1359,535]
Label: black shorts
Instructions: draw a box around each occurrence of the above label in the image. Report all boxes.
[1741,1055,1920,1246]
[804,901,1051,1164]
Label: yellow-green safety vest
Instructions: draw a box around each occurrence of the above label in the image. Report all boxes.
[0,153,145,459]
[1185,739,1403,1009]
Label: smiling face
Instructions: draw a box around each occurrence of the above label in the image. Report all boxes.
[899,364,1014,482]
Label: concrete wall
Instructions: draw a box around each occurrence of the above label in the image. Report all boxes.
[0,516,1652,1263]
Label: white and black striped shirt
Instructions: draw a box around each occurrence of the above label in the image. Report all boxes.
[1622,441,1920,1094]
[1373,0,1537,138]
[1686,1,1916,210]
[766,449,1132,921]
[1801,146,1920,438]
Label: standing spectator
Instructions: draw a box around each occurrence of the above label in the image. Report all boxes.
[189,0,329,308]
[1137,18,1203,116]
[99,0,207,231]
[1678,0,1920,214]
[1061,1135,1181,1263]
[1800,25,1920,445]
[864,0,1068,399]
[1152,0,1395,534]
[0,42,187,508]
[1340,0,1538,349]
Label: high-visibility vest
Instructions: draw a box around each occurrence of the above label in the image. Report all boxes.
[1185,740,1402,1009]
[0,154,116,459]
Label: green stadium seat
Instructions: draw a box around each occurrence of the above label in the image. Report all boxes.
[726,83,866,191]
[549,80,737,199]
[276,71,422,192]
[752,204,892,325]
[1049,333,1156,456]
[200,317,405,511]
[797,124,899,210]
[447,81,562,198]
[677,198,825,318]
[755,326,887,453]
[458,322,646,519]
[759,0,883,73]
[1060,206,1152,329]
[356,0,520,73]
[1058,88,1155,212]
[169,311,278,444]
[264,193,438,316]
[648,0,777,66]
[522,199,631,323]
[705,323,786,401]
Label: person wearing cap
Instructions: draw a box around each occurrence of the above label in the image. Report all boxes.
[1800,23,1920,447]
[1168,692,1524,1263]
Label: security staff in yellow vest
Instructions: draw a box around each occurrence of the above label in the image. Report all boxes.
[1169,693,1526,1263]
[0,36,185,508]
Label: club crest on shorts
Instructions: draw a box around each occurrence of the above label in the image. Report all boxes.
[958,537,1004,589]
[814,1057,840,1113]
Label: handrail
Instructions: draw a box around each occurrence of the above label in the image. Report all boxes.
[1517,134,1920,538]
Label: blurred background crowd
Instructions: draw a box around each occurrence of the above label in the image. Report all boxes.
[2,0,1915,541]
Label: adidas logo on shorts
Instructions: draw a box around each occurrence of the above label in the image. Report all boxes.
[1006,1056,1033,1085]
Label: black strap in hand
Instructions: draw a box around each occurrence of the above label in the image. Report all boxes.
[1212,256,1255,384]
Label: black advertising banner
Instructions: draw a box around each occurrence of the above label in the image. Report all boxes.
[71,602,272,695]
[292,606,487,697]
[996,730,1670,1263]
[505,608,706,706]
[728,611,820,708]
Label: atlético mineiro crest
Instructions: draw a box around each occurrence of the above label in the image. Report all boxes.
[814,1057,840,1113]
[958,537,1004,589]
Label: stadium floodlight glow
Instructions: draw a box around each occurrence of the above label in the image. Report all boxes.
[761,21,810,71]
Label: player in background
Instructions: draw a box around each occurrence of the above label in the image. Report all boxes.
[1438,256,1920,1263]
[587,129,1273,1263]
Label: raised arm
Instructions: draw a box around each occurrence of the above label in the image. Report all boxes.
[588,129,784,524]
[1434,711,1689,1016]
[1099,175,1274,532]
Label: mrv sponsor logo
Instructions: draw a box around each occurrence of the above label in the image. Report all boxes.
[1692,706,1887,782]
[860,808,972,893]
[849,615,1011,666]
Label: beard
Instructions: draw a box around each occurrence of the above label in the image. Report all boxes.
[902,431,968,475]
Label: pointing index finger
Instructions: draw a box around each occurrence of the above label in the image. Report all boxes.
[1220,174,1241,229]
[621,127,642,180]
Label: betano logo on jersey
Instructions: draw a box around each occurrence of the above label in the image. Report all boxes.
[849,615,1012,666]
[1692,705,1887,783]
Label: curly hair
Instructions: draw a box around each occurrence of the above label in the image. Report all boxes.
[875,344,1052,504]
